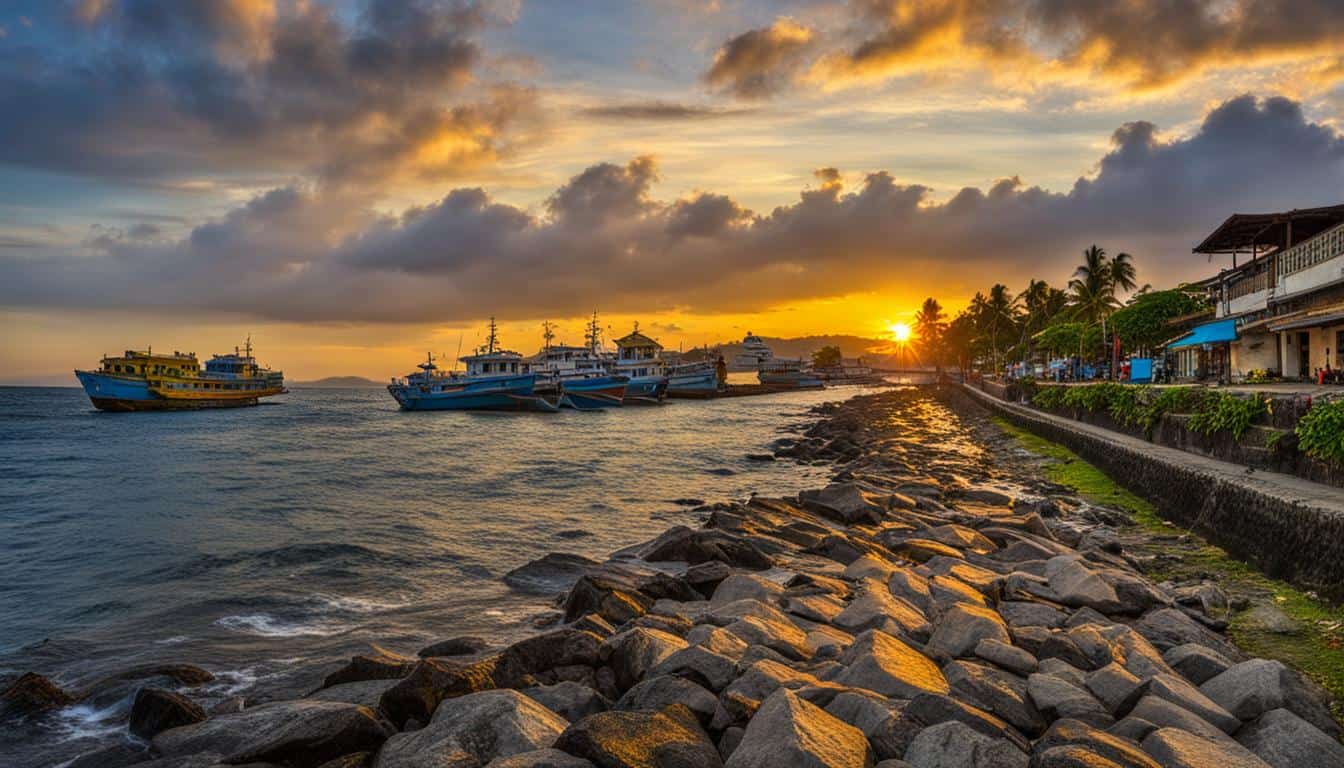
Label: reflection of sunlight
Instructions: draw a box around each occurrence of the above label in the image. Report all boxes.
[890,322,912,342]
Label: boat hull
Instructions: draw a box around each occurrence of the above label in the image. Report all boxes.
[622,375,668,404]
[666,369,720,398]
[758,371,825,390]
[559,375,628,409]
[76,371,274,411]
[388,374,555,412]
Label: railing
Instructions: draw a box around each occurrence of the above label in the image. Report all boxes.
[1227,269,1268,300]
[1277,221,1344,280]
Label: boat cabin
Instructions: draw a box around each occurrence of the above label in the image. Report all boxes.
[101,349,199,378]
[613,329,665,378]
[462,350,527,377]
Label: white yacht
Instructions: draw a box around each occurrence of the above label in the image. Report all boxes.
[731,332,774,371]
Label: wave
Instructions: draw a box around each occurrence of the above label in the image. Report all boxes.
[49,700,126,744]
[144,541,418,582]
[214,613,352,638]
[310,593,410,614]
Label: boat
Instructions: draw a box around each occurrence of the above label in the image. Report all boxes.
[387,320,558,412]
[731,332,774,371]
[757,358,824,390]
[74,338,286,411]
[528,314,628,410]
[812,356,885,384]
[610,324,668,404]
[665,359,724,398]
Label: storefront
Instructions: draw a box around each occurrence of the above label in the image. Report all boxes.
[1166,319,1237,382]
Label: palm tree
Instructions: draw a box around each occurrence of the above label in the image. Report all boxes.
[983,283,1019,373]
[914,297,946,372]
[1068,245,1115,324]
[1110,252,1137,295]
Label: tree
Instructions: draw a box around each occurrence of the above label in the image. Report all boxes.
[1068,245,1118,324]
[811,345,842,368]
[1110,288,1205,352]
[982,283,1020,372]
[914,297,946,370]
[1017,279,1068,360]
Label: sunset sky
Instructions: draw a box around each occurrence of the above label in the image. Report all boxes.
[3,0,1344,382]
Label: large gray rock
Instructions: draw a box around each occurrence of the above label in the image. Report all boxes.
[375,689,567,768]
[1132,609,1239,658]
[799,482,886,525]
[129,688,206,740]
[563,576,654,624]
[487,748,596,767]
[942,660,1046,737]
[1031,718,1159,768]
[614,676,716,725]
[902,693,1031,755]
[837,630,950,698]
[600,627,688,692]
[724,689,874,768]
[522,682,610,723]
[554,703,722,768]
[1135,673,1239,734]
[902,721,1027,768]
[972,639,1036,676]
[1163,644,1232,685]
[832,580,932,640]
[641,525,774,570]
[998,602,1067,630]
[825,690,917,761]
[323,645,417,688]
[1083,663,1141,716]
[1026,673,1112,727]
[650,645,739,692]
[308,679,401,708]
[711,574,784,607]
[1140,727,1270,768]
[887,568,934,614]
[152,700,394,768]
[1044,556,1121,613]
[1125,696,1235,745]
[705,599,794,628]
[1199,659,1341,738]
[925,603,1010,660]
[1235,708,1344,768]
[719,659,834,721]
[784,592,847,623]
[720,615,811,661]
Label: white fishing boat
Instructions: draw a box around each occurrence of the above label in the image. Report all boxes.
[610,324,668,404]
[730,332,773,371]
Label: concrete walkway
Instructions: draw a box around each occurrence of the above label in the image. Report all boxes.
[958,383,1344,597]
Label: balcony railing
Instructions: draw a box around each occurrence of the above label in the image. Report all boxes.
[1277,221,1344,280]
[1227,269,1268,300]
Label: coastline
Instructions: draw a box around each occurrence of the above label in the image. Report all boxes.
[6,386,1342,767]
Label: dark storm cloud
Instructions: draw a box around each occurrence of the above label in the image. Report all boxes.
[0,0,536,184]
[580,101,756,121]
[3,94,1342,322]
[704,17,815,99]
[716,0,1344,95]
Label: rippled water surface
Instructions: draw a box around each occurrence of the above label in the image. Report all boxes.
[0,384,871,766]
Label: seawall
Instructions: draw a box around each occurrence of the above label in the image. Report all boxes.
[955,383,1344,601]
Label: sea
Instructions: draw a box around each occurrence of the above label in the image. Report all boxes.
[0,382,875,766]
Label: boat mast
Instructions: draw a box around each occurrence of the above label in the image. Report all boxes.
[485,317,499,354]
[586,311,601,356]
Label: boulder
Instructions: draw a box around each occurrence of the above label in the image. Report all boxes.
[837,630,950,699]
[705,599,794,628]
[942,660,1046,737]
[721,615,811,661]
[504,553,601,593]
[308,679,401,708]
[614,676,717,725]
[379,655,507,727]
[0,672,74,721]
[1044,557,1121,613]
[323,645,417,688]
[152,700,394,768]
[1134,673,1239,734]
[783,593,846,624]
[887,569,934,614]
[1162,644,1231,686]
[1199,659,1340,738]
[554,703,722,768]
[685,561,734,599]
[375,689,567,768]
[601,628,688,692]
[711,574,784,607]
[563,576,655,624]
[903,693,1032,754]
[487,748,597,767]
[522,682,610,723]
[844,554,899,582]
[129,688,206,740]
[902,721,1027,768]
[826,690,917,761]
[925,603,1010,660]
[1031,745,1126,767]
[1083,663,1141,716]
[418,637,491,658]
[720,659,834,721]
[1140,728,1271,768]
[892,539,964,563]
[972,639,1036,676]
[724,689,874,768]
[642,526,774,570]
[1132,609,1240,658]
[926,524,997,555]
[997,602,1067,630]
[799,482,886,525]
[1031,718,1160,768]
[831,581,932,641]
[1235,708,1344,768]
[1026,674,1112,727]
[650,645,739,692]
[1124,696,1232,745]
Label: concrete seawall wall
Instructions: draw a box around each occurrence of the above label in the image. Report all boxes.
[951,384,1344,601]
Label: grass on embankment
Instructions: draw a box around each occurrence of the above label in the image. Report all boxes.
[992,415,1344,714]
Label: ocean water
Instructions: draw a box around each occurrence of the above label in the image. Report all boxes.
[0,384,868,766]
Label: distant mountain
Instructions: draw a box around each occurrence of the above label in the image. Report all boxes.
[289,376,384,388]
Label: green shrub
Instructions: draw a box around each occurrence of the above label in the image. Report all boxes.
[1138,387,1198,435]
[1188,391,1270,441]
[1031,385,1067,410]
[1296,399,1344,466]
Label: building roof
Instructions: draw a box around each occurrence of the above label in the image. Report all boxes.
[614,330,661,349]
[1193,204,1344,254]
[1167,318,1238,349]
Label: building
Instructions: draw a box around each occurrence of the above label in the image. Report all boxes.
[1175,205,1344,382]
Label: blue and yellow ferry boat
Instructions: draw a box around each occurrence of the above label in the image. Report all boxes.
[74,339,285,411]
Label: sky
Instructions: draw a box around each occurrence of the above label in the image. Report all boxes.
[3,0,1344,383]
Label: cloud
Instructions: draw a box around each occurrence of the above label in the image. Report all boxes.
[716,0,1344,96]
[704,17,814,99]
[579,101,755,121]
[4,94,1342,323]
[0,0,540,186]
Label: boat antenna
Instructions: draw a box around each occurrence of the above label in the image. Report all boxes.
[542,320,555,355]
[245,334,252,359]
[586,310,602,355]
[485,317,499,354]
[453,333,463,372]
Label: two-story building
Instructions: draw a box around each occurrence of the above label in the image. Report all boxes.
[1173,205,1344,382]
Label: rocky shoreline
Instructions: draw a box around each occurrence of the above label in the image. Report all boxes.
[5,387,1343,768]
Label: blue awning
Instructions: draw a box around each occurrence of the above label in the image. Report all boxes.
[1167,318,1238,350]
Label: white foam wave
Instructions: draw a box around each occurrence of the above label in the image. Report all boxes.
[154,635,190,645]
[311,593,410,614]
[214,613,350,638]
[50,700,126,744]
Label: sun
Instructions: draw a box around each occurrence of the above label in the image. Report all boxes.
[890,322,912,343]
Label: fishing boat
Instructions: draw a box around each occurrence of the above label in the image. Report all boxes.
[610,324,668,404]
[812,356,885,384]
[387,320,558,412]
[757,358,824,390]
[665,359,723,398]
[731,332,774,371]
[528,314,628,410]
[74,338,285,411]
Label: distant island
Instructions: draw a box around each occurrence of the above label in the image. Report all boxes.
[288,376,384,388]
